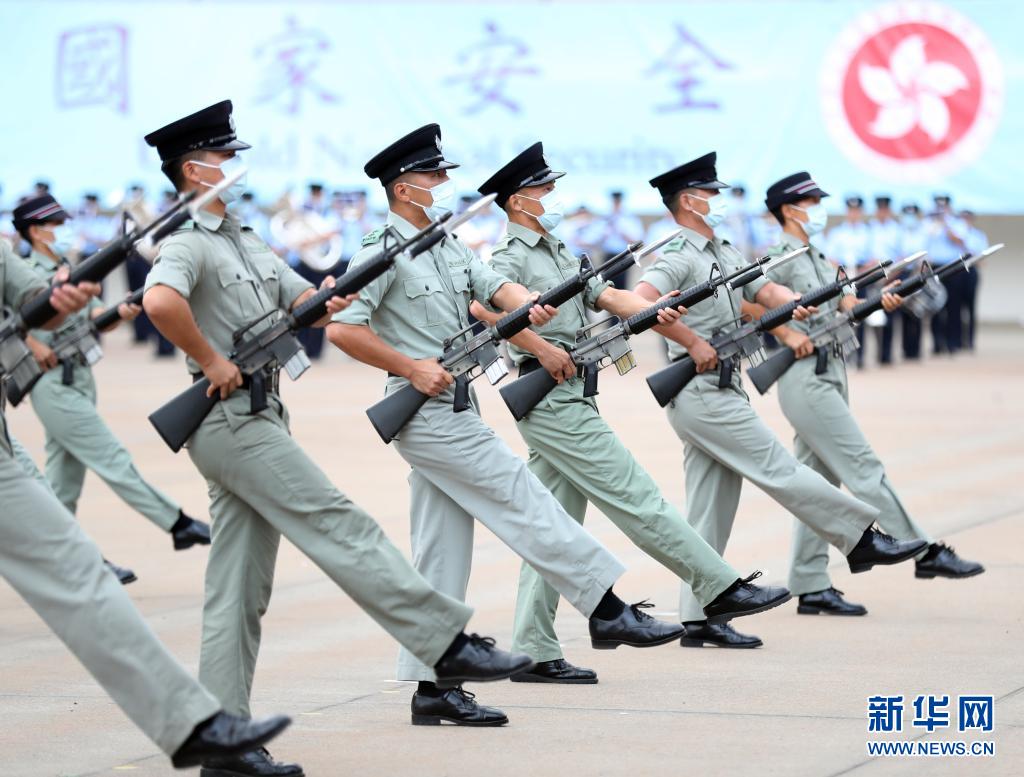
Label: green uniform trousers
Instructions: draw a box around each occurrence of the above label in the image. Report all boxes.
[511,378,739,661]
[0,446,221,755]
[10,434,48,487]
[390,379,626,682]
[186,391,473,717]
[665,371,880,621]
[30,365,179,530]
[778,356,929,595]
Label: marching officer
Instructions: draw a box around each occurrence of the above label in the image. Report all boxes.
[634,153,928,648]
[12,195,211,585]
[328,125,686,726]
[471,143,790,679]
[1,238,291,770]
[762,172,984,617]
[143,102,532,775]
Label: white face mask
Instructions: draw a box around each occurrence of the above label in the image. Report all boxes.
[692,192,728,229]
[406,179,457,221]
[791,203,828,236]
[191,155,248,204]
[42,224,75,255]
[518,189,564,232]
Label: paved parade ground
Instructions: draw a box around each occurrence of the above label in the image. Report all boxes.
[2,326,1022,777]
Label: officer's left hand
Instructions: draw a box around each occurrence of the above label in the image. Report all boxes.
[526,292,558,326]
[118,302,143,321]
[655,291,687,325]
[49,280,101,315]
[880,280,904,312]
[781,329,814,359]
[319,275,360,315]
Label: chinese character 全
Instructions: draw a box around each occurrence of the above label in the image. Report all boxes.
[646,23,734,112]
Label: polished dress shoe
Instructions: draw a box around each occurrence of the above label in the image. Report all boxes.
[509,658,598,684]
[200,748,302,777]
[915,542,985,579]
[103,559,137,585]
[847,527,928,573]
[589,600,685,649]
[173,514,212,551]
[171,712,291,769]
[411,686,508,727]
[797,587,867,616]
[680,621,762,648]
[702,571,791,623]
[433,633,534,688]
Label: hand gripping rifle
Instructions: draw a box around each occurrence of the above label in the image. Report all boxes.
[645,257,904,407]
[148,194,498,452]
[364,230,685,444]
[0,170,244,406]
[747,244,1004,394]
[498,246,808,421]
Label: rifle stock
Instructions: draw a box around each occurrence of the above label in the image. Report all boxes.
[646,357,699,407]
[365,382,432,444]
[148,378,218,453]
[747,347,797,395]
[499,367,558,422]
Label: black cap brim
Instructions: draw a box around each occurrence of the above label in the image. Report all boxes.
[693,178,730,191]
[205,139,252,153]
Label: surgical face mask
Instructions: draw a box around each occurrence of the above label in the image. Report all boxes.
[406,179,457,221]
[519,190,564,232]
[902,213,921,228]
[792,203,828,236]
[43,224,74,255]
[694,193,727,229]
[191,155,247,204]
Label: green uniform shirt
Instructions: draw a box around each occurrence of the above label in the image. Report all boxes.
[23,250,103,348]
[2,240,48,447]
[489,222,610,365]
[146,209,312,374]
[640,226,768,362]
[764,233,841,336]
[332,212,509,359]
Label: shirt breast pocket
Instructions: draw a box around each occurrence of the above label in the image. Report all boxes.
[247,249,281,306]
[403,276,450,327]
[216,264,257,312]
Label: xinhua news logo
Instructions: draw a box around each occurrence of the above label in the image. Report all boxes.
[866,694,995,757]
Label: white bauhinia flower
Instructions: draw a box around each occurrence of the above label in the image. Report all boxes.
[858,34,969,143]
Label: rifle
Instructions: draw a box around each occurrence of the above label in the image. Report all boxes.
[645,258,905,407]
[0,170,244,406]
[498,246,808,421]
[148,194,498,453]
[747,244,1004,394]
[47,288,145,386]
[365,230,684,444]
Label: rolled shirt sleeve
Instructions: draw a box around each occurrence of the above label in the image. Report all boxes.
[146,237,202,300]
[330,244,395,327]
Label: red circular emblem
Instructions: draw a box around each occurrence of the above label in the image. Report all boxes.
[822,3,1003,181]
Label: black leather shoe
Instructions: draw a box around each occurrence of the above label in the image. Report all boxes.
[680,621,762,649]
[702,571,792,623]
[847,527,928,573]
[589,600,685,649]
[174,515,212,551]
[104,559,137,585]
[171,712,291,769]
[915,542,985,579]
[200,748,302,777]
[410,687,508,726]
[433,634,534,688]
[797,587,867,616]
[509,658,598,684]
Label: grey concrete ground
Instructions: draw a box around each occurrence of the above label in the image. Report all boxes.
[2,324,1022,777]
